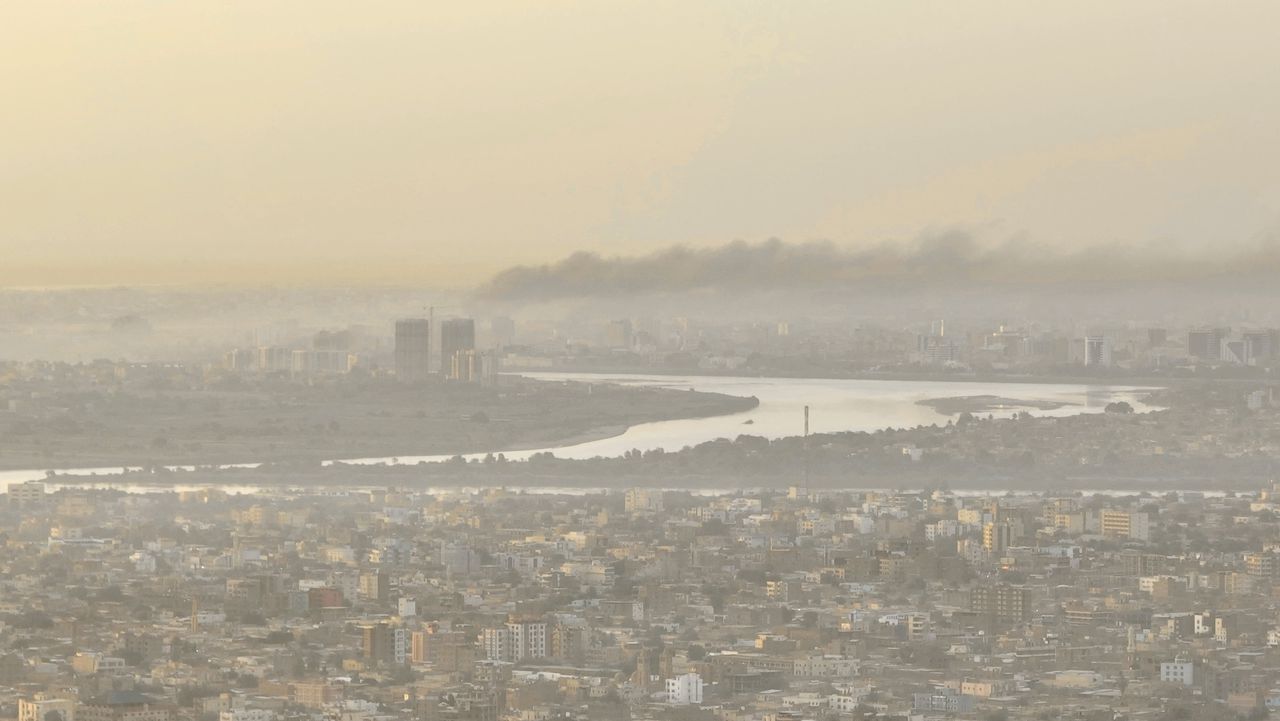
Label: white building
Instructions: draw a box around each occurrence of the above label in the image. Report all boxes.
[220,711,277,721]
[666,673,704,705]
[393,627,409,665]
[1160,660,1195,686]
[793,655,860,678]
[482,627,510,662]
[508,620,547,661]
[482,621,548,662]
[925,520,961,540]
[1083,335,1112,367]
[1247,390,1268,410]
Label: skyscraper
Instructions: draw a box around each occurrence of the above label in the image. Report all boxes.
[1187,328,1226,361]
[982,521,1012,555]
[450,349,498,384]
[441,318,476,379]
[1083,335,1111,367]
[394,319,430,382]
[361,622,406,665]
[1243,330,1275,362]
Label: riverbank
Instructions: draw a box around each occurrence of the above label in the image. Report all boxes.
[6,372,1162,482]
[37,463,1277,495]
[0,376,758,473]
[32,376,1276,495]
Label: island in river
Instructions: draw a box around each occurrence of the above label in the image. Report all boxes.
[916,395,1073,415]
[0,372,757,471]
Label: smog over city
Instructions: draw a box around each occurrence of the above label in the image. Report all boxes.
[3,4,1280,721]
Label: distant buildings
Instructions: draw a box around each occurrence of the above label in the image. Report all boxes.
[440,318,476,379]
[7,480,45,509]
[360,621,407,666]
[1100,510,1150,541]
[394,318,431,382]
[450,349,498,384]
[969,584,1031,623]
[1246,389,1274,410]
[1083,335,1112,367]
[1221,338,1249,365]
[390,317,494,383]
[1160,659,1195,686]
[257,346,292,373]
[624,488,664,513]
[78,691,172,721]
[209,312,1280,382]
[12,474,1280,720]
[1180,327,1280,367]
[1243,330,1278,362]
[912,689,975,713]
[290,349,352,374]
[223,328,365,376]
[223,348,256,371]
[916,333,963,366]
[482,618,548,663]
[982,521,1013,555]
[1188,327,1227,361]
[606,319,634,350]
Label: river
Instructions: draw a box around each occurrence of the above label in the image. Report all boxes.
[1,372,1159,488]
[333,372,1158,464]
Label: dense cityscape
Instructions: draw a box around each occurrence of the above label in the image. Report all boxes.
[10,480,1280,721]
[7,2,1280,721]
[2,304,1280,721]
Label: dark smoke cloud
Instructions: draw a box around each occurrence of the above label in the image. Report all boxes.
[477,232,1280,301]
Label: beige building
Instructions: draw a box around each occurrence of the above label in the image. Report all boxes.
[1100,510,1150,541]
[77,692,172,721]
[20,695,75,721]
[7,481,46,509]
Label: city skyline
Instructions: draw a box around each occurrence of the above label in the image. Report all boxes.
[4,5,1280,721]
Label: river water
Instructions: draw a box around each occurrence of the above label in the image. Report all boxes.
[334,372,1158,464]
[0,372,1159,488]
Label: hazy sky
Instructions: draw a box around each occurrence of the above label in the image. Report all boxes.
[4,2,1280,287]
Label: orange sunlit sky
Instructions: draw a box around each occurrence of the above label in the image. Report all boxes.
[4,2,1280,286]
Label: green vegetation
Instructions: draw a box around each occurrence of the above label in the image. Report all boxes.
[0,375,756,471]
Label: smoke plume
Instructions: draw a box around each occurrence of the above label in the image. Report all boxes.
[477,232,1280,301]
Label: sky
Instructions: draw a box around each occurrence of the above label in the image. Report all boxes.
[3,1,1280,287]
